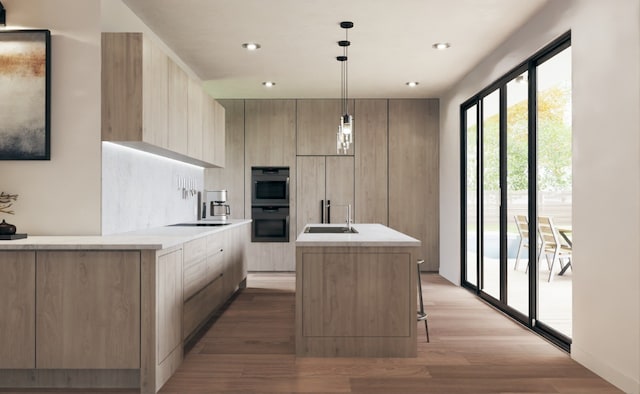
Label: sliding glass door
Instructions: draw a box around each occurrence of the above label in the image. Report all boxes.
[461,33,571,350]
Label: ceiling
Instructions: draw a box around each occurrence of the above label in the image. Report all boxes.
[122,0,548,99]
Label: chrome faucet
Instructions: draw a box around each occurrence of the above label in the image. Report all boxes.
[327,202,352,230]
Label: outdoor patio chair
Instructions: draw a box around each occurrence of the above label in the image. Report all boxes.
[538,216,572,282]
[513,215,530,271]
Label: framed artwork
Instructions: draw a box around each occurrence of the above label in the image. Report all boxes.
[0,30,51,160]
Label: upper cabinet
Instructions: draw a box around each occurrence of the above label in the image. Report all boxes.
[296,99,355,156]
[101,32,225,168]
[203,95,225,167]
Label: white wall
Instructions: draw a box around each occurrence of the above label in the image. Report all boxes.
[439,1,640,392]
[1,0,102,235]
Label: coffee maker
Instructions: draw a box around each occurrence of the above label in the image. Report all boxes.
[204,190,231,221]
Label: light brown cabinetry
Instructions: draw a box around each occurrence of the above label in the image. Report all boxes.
[36,251,141,369]
[187,78,203,159]
[296,155,354,234]
[354,99,388,224]
[101,32,225,168]
[389,99,439,270]
[183,224,249,341]
[206,100,245,218]
[296,246,417,357]
[156,248,183,364]
[0,251,35,369]
[245,100,297,271]
[167,61,189,155]
[203,95,226,167]
[297,99,355,156]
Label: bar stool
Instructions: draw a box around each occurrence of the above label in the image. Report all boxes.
[417,259,430,342]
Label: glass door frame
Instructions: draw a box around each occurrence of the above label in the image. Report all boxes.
[460,32,572,351]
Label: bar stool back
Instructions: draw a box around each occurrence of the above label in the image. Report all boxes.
[417,259,430,342]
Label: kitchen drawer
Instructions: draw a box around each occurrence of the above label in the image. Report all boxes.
[183,237,207,268]
[183,256,208,301]
[207,233,225,282]
[182,273,224,339]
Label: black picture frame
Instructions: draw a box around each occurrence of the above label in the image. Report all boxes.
[0,29,51,160]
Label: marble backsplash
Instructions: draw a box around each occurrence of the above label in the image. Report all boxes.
[102,142,204,235]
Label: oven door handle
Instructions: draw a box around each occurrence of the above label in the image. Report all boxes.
[262,207,279,213]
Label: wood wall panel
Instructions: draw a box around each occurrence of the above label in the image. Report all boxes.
[389,99,439,271]
[0,251,35,369]
[36,251,140,369]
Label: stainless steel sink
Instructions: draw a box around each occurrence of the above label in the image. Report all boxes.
[304,226,358,234]
[168,222,231,227]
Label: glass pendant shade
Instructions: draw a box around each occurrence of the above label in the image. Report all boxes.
[337,114,353,154]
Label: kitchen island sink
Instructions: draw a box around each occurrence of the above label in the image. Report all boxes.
[304,226,358,233]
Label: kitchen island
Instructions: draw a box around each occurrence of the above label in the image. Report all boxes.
[0,220,250,393]
[295,223,421,357]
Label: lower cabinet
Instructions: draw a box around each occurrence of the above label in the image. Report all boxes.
[0,251,35,369]
[36,251,141,369]
[0,222,249,393]
[155,248,183,366]
[182,223,249,341]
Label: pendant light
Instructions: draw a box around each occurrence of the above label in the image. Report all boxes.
[336,21,354,154]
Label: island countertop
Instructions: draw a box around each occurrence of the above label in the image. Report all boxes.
[295,223,421,247]
[0,219,252,250]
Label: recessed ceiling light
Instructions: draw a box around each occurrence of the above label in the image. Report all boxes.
[432,42,451,50]
[242,42,261,51]
[262,81,276,87]
[406,81,419,87]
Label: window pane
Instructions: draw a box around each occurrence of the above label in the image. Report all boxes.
[536,46,572,338]
[482,90,500,300]
[506,73,529,316]
[465,105,478,286]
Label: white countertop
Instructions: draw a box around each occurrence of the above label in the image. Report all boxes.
[295,223,421,247]
[0,219,252,250]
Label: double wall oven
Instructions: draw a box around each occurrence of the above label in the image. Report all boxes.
[251,167,290,242]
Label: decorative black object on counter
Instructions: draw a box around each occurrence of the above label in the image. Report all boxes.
[0,219,16,235]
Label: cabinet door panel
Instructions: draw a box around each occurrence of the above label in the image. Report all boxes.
[301,251,411,337]
[36,251,140,369]
[296,156,326,233]
[0,251,35,369]
[355,99,388,224]
[144,36,169,148]
[168,60,189,155]
[187,78,203,160]
[389,99,439,270]
[156,249,183,364]
[326,156,354,225]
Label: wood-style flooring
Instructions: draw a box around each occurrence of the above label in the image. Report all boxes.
[1,273,621,393]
